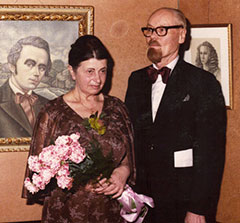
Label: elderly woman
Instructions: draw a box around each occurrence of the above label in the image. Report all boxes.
[23,35,136,223]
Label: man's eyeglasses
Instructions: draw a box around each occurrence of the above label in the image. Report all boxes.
[141,25,184,37]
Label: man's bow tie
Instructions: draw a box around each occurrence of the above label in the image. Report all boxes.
[15,93,38,105]
[147,66,171,84]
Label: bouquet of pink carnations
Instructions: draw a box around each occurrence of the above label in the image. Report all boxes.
[24,132,114,194]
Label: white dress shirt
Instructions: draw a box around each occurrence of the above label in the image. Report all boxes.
[152,56,179,122]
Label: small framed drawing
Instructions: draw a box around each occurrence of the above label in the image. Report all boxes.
[0,5,94,152]
[184,24,232,109]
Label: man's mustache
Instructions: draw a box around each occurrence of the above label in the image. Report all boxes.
[148,40,161,47]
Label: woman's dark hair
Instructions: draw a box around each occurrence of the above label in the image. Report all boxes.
[68,35,114,71]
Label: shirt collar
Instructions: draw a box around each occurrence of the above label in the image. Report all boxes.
[9,75,32,95]
[153,55,179,72]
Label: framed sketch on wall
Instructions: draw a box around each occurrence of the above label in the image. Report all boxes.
[0,5,94,151]
[184,24,232,109]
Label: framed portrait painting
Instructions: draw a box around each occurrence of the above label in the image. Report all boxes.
[184,24,232,109]
[0,5,94,151]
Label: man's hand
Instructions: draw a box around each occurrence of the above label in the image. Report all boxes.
[185,211,206,223]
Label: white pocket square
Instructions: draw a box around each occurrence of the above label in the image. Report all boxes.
[182,94,190,102]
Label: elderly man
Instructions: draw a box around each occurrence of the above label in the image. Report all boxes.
[125,7,226,223]
[0,36,52,137]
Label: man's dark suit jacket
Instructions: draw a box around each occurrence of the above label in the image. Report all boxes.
[0,80,49,138]
[125,59,226,222]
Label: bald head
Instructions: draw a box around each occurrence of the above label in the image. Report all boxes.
[148,8,187,29]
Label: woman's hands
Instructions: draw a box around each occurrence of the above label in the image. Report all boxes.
[94,156,130,198]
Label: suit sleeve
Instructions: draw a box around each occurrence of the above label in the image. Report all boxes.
[189,75,226,215]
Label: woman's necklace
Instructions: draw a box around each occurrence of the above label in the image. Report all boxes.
[70,90,102,115]
[79,100,97,114]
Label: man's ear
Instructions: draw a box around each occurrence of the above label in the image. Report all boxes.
[68,65,76,81]
[179,28,187,44]
[8,63,16,75]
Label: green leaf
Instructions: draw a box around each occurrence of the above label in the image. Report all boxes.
[67,137,114,193]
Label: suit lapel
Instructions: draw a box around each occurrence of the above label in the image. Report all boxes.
[0,83,32,135]
[154,60,187,124]
[143,66,154,124]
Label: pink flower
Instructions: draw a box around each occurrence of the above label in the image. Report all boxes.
[47,156,61,174]
[32,173,46,190]
[24,177,39,194]
[69,143,86,163]
[41,167,54,183]
[70,132,80,141]
[55,135,72,146]
[56,175,73,190]
[57,163,70,176]
[28,156,41,173]
[39,145,56,165]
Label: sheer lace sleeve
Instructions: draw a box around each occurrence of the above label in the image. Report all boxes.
[114,98,136,186]
[22,107,57,204]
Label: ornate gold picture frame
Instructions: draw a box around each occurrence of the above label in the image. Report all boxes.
[0,5,94,152]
